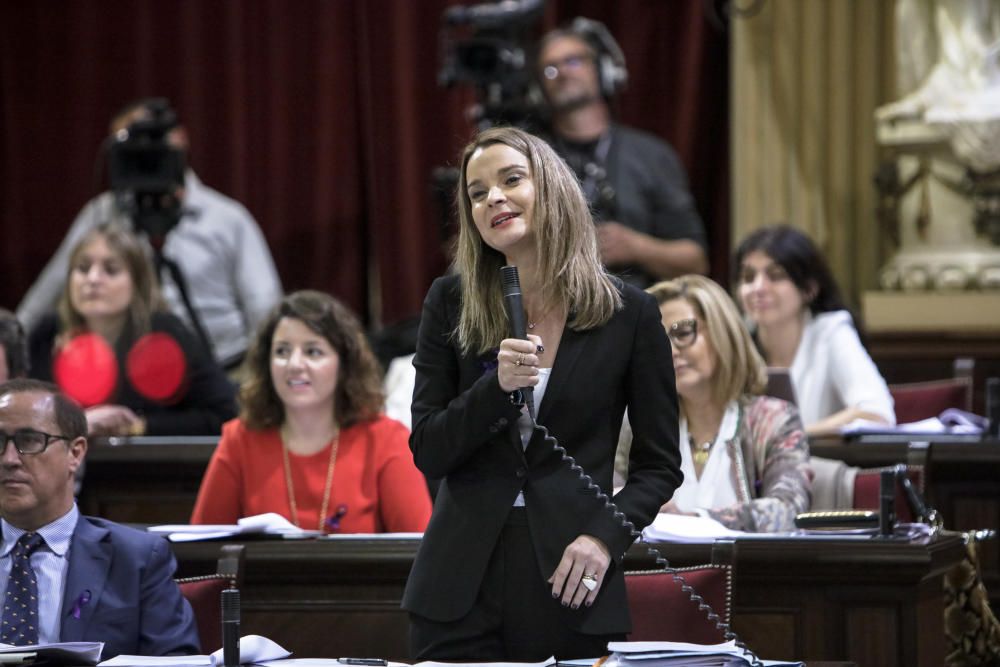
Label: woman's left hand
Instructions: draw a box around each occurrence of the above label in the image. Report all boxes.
[547,534,611,609]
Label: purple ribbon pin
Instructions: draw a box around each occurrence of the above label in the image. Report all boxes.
[71,590,91,619]
[325,504,349,532]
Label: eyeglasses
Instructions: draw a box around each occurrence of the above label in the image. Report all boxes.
[0,429,71,456]
[542,53,593,80]
[667,318,699,349]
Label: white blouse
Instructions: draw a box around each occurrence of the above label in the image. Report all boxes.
[789,311,895,427]
[671,401,741,514]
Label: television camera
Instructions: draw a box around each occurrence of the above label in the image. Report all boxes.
[438,0,545,130]
[108,98,186,247]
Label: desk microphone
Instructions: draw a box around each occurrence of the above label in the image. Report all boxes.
[222,588,240,667]
[878,469,896,537]
[500,265,535,418]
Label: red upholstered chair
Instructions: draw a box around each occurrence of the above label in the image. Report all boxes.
[624,565,732,644]
[853,465,925,523]
[176,544,245,653]
[889,358,974,424]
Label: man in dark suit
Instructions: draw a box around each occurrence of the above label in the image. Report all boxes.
[0,379,199,657]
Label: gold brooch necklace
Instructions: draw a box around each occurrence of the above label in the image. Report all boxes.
[689,433,716,467]
[281,431,340,533]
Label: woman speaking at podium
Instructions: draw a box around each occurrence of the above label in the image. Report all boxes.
[402,127,681,662]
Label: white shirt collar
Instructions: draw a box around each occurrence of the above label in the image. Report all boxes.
[2,504,80,557]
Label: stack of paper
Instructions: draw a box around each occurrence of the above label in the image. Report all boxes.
[641,514,748,544]
[0,641,104,665]
[99,657,213,667]
[607,641,803,666]
[148,513,321,542]
[841,408,986,436]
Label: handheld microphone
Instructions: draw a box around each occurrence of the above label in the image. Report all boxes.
[500,265,535,418]
[222,588,240,667]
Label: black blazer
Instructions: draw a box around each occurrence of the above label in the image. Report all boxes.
[401,275,681,635]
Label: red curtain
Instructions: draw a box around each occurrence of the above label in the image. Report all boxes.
[0,0,728,328]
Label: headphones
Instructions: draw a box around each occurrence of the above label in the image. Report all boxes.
[567,17,628,97]
[530,16,629,114]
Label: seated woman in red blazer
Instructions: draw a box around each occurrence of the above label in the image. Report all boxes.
[191,290,432,534]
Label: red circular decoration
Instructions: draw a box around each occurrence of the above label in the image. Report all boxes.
[126,332,188,403]
[53,333,117,407]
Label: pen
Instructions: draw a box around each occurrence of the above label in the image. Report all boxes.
[338,659,387,666]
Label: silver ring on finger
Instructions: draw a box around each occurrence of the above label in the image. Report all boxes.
[581,573,598,591]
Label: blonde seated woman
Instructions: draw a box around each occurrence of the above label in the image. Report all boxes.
[617,275,811,532]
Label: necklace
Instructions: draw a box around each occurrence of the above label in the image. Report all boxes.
[689,433,716,467]
[281,432,339,533]
[527,303,558,330]
[527,309,547,330]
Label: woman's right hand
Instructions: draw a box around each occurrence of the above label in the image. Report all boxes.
[85,404,142,436]
[497,334,543,393]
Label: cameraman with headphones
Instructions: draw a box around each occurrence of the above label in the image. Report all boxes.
[17,98,282,372]
[536,19,709,286]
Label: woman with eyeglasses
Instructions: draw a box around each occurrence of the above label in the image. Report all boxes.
[734,225,894,435]
[617,275,810,532]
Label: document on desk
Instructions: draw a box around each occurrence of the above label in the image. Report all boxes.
[840,408,986,437]
[209,634,291,664]
[607,640,803,666]
[99,656,214,667]
[255,661,407,667]
[641,514,748,543]
[413,658,554,667]
[0,641,104,665]
[100,636,292,667]
[148,513,321,541]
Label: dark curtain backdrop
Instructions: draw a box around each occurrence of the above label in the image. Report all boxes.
[0,0,728,329]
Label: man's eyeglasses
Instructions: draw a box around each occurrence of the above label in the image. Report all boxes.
[542,53,593,80]
[668,318,699,349]
[0,429,70,456]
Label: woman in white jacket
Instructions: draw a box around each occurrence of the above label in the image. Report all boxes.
[734,225,895,435]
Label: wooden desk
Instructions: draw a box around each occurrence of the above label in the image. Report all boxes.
[867,330,1000,416]
[78,436,216,524]
[811,436,1000,604]
[171,533,963,667]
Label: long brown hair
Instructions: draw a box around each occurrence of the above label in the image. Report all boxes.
[453,126,621,354]
[239,290,384,430]
[58,223,163,338]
